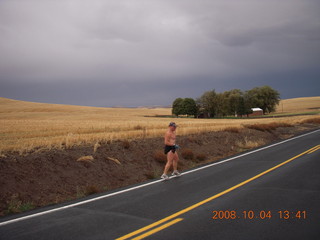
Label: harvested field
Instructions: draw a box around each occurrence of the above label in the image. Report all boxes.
[276,96,320,113]
[1,97,319,154]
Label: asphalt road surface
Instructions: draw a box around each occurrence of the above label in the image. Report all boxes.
[1,129,320,240]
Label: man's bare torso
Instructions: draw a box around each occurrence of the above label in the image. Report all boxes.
[165,130,176,146]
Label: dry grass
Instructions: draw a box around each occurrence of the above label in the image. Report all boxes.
[196,153,207,161]
[6,194,35,214]
[276,96,320,113]
[93,142,100,153]
[153,150,167,163]
[122,140,130,149]
[0,151,6,158]
[181,148,194,160]
[236,137,266,150]
[106,157,121,165]
[77,156,94,162]
[300,117,320,124]
[85,185,100,195]
[0,97,319,153]
[245,122,292,132]
[224,127,241,133]
[144,168,162,179]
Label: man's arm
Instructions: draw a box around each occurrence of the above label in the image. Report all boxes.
[164,131,172,145]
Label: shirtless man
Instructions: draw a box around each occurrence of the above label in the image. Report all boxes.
[161,122,181,180]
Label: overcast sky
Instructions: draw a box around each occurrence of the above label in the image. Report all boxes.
[0,0,319,107]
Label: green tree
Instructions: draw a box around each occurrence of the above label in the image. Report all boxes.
[260,86,280,113]
[198,90,217,117]
[182,98,198,117]
[247,86,280,114]
[239,92,253,117]
[172,98,184,116]
[227,89,243,116]
[175,85,280,118]
[215,92,226,117]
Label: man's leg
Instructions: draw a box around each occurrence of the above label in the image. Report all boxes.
[172,152,179,171]
[163,151,174,175]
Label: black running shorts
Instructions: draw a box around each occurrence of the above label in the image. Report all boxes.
[164,145,176,154]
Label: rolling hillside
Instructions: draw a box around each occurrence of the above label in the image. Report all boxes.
[276,96,320,113]
[0,96,319,153]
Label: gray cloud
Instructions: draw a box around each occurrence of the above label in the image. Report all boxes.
[1,0,319,106]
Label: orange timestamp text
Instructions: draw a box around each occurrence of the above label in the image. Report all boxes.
[212,210,307,220]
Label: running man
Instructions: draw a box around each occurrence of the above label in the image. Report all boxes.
[161,122,181,180]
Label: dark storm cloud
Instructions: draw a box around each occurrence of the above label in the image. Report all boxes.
[0,0,319,106]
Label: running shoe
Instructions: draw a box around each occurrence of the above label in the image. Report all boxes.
[161,174,169,180]
[172,171,181,177]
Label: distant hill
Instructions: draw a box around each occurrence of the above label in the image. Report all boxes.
[276,96,320,113]
[1,96,319,114]
[0,97,169,112]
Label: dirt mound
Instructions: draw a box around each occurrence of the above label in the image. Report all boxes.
[0,123,318,216]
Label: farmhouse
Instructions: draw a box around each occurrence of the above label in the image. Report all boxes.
[249,108,263,117]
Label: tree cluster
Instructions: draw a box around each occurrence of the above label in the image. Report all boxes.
[172,86,280,118]
[172,98,198,117]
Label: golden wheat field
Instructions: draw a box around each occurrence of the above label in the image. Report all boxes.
[0,97,319,153]
[275,96,320,113]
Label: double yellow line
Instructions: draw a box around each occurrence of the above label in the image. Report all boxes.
[116,144,320,240]
[307,144,320,154]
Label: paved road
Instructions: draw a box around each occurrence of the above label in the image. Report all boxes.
[1,129,320,240]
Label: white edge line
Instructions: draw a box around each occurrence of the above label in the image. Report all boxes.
[182,128,320,175]
[0,128,319,227]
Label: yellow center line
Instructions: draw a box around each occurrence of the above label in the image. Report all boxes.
[307,145,320,154]
[116,145,318,240]
[131,218,184,240]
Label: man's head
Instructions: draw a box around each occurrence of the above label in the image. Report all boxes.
[169,122,177,130]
